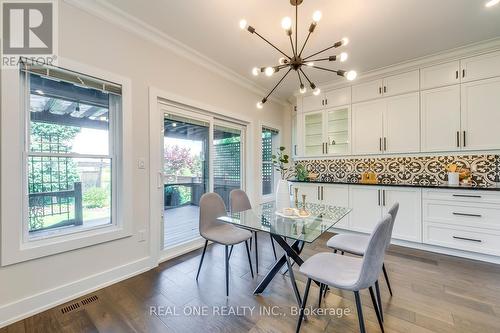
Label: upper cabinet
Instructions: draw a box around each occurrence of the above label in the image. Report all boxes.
[352,70,419,103]
[302,87,351,113]
[421,61,460,90]
[352,92,420,155]
[461,51,500,83]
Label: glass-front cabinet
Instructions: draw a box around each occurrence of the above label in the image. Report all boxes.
[301,106,351,157]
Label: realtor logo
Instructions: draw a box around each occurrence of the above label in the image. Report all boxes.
[2,1,53,54]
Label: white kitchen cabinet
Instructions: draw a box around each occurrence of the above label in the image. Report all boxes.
[303,111,324,156]
[292,183,322,204]
[302,94,324,113]
[421,85,461,152]
[383,70,420,97]
[302,87,350,113]
[461,50,500,83]
[384,92,420,153]
[352,79,383,103]
[326,106,351,155]
[420,61,460,90]
[352,92,420,155]
[461,77,500,151]
[322,184,350,229]
[352,99,385,155]
[349,186,382,233]
[383,187,422,242]
[291,112,298,157]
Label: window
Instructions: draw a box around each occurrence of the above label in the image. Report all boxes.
[23,62,121,239]
[261,127,279,196]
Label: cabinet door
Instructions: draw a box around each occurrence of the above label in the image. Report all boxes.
[291,113,298,157]
[302,94,324,112]
[326,106,350,155]
[421,85,461,152]
[349,186,382,233]
[461,51,500,83]
[322,185,350,229]
[420,61,460,90]
[382,188,422,243]
[352,100,385,155]
[292,183,321,204]
[383,70,420,97]
[384,92,420,154]
[352,79,383,103]
[303,111,325,156]
[461,77,500,151]
[324,87,351,108]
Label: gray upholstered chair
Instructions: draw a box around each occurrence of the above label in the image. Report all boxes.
[296,214,394,333]
[325,202,399,314]
[229,189,277,274]
[196,192,253,297]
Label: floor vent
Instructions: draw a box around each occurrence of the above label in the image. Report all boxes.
[81,295,99,306]
[61,302,81,314]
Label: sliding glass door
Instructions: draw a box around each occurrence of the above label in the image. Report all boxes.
[161,108,245,252]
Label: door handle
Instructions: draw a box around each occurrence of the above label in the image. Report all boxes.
[462,69,466,78]
[452,194,482,198]
[378,190,381,206]
[463,131,466,147]
[325,99,328,105]
[453,212,482,218]
[325,142,328,154]
[157,171,163,189]
[383,86,387,93]
[456,131,460,148]
[383,190,386,206]
[321,186,324,200]
[379,87,382,94]
[317,186,320,200]
[294,144,297,155]
[453,236,481,243]
[455,70,459,79]
[379,138,382,151]
[384,137,387,151]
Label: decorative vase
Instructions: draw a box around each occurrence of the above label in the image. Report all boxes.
[275,179,291,210]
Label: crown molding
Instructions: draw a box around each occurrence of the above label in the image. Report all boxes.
[63,0,289,107]
[294,37,500,97]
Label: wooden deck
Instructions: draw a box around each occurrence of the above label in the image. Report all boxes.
[163,205,200,249]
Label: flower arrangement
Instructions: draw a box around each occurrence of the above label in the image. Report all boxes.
[272,146,295,180]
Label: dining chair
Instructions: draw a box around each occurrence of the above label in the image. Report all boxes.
[296,214,393,333]
[229,189,277,274]
[326,203,399,303]
[196,192,254,297]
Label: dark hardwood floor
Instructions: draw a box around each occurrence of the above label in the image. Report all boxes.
[3,232,500,333]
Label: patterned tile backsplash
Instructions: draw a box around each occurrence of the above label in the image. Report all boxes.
[295,154,500,187]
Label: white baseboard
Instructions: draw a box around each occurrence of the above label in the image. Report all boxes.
[159,237,208,263]
[0,256,153,328]
[329,228,500,264]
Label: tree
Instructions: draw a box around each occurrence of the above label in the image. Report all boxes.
[164,145,196,176]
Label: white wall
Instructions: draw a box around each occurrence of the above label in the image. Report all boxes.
[0,1,290,326]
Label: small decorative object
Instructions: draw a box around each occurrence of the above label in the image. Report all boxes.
[307,172,319,181]
[448,172,460,185]
[446,163,469,185]
[361,171,378,184]
[282,208,295,216]
[272,146,294,210]
[294,187,299,208]
[296,163,309,181]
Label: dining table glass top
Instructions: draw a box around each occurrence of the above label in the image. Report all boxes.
[217,201,351,243]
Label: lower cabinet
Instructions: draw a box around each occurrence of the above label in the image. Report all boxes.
[349,186,422,242]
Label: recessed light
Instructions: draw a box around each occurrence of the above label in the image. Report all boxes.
[485,0,500,7]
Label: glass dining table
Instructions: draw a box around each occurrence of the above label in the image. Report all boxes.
[217,201,351,306]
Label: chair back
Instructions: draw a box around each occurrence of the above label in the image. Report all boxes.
[230,189,252,213]
[354,214,393,290]
[199,192,227,238]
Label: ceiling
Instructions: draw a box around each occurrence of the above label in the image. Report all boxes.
[102,0,500,101]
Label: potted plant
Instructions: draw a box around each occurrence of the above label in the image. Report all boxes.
[272,147,294,209]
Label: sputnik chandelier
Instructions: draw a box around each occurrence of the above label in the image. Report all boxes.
[239,0,357,108]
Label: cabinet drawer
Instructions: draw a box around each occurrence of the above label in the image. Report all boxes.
[423,223,500,256]
[424,201,500,230]
[423,189,500,205]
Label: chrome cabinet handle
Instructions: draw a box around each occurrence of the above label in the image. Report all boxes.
[453,236,481,243]
[453,212,482,218]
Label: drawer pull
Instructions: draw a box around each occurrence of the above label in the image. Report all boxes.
[452,194,482,198]
[453,212,482,218]
[453,236,482,243]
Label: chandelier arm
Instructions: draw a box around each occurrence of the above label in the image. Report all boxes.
[298,31,312,58]
[253,31,292,59]
[297,70,304,87]
[295,3,298,56]
[299,68,314,86]
[303,42,342,61]
[309,65,340,73]
[264,68,292,101]
[305,57,333,62]
[289,35,297,58]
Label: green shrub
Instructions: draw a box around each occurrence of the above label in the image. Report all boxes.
[83,187,109,208]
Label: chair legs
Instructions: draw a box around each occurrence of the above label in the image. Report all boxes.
[375,280,383,322]
[382,263,393,296]
[318,283,324,308]
[254,231,259,274]
[295,278,312,333]
[353,291,366,333]
[225,245,229,297]
[369,286,385,333]
[196,240,208,281]
[244,240,254,278]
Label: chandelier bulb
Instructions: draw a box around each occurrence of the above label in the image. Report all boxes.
[346,70,357,81]
[239,19,248,30]
[252,67,260,76]
[341,37,350,46]
[281,17,292,30]
[340,52,348,62]
[312,10,322,23]
[278,57,286,65]
[306,62,314,67]
[265,67,274,77]
[313,87,321,96]
[256,101,263,109]
[299,85,307,94]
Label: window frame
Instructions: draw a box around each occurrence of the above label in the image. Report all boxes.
[1,58,133,266]
[260,124,281,202]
